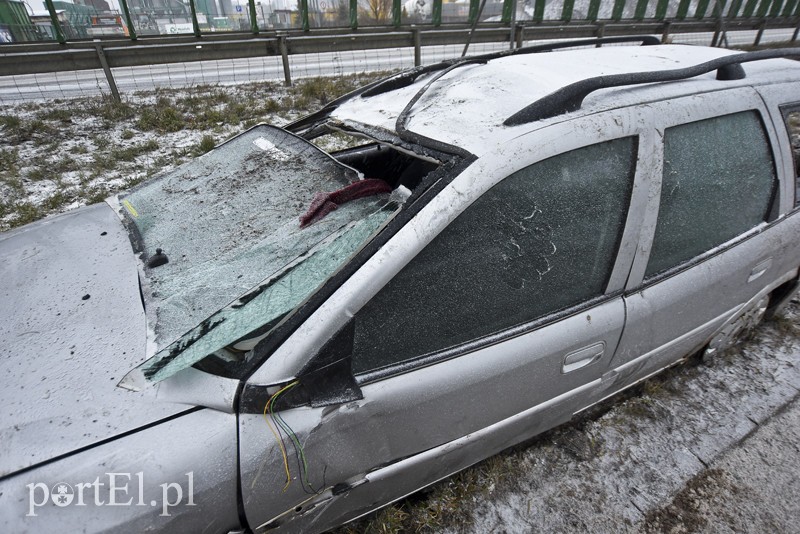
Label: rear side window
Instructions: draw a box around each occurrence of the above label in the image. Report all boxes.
[780,106,800,206]
[351,137,637,375]
[645,111,776,278]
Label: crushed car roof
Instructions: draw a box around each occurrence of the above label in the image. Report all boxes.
[330,44,800,156]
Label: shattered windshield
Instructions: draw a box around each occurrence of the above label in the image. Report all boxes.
[115,125,400,387]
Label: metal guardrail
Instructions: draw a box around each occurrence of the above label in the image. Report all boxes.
[1,17,798,101]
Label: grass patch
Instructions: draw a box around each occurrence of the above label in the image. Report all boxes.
[93,135,111,150]
[42,190,74,211]
[26,166,50,182]
[289,76,362,110]
[194,134,215,155]
[337,452,515,533]
[51,155,80,174]
[36,108,72,122]
[770,313,800,338]
[137,97,185,133]
[263,98,281,114]
[4,201,42,228]
[1,117,59,144]
[177,88,232,112]
[1,175,24,195]
[620,395,661,420]
[0,147,19,175]
[84,96,136,122]
[88,139,160,175]
[0,114,21,131]
[285,72,394,112]
[84,184,111,205]
[113,139,160,162]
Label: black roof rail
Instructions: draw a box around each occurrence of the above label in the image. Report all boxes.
[361,35,660,98]
[504,47,800,127]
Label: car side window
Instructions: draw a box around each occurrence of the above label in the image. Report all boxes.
[350,137,637,375]
[645,111,777,279]
[780,106,800,206]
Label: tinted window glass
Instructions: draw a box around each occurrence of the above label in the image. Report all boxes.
[645,112,776,278]
[351,138,637,375]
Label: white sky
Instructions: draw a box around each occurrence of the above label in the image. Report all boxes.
[26,0,123,15]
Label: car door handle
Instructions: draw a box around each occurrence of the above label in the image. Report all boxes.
[748,257,773,283]
[562,341,606,373]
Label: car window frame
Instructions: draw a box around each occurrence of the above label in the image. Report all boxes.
[753,83,800,217]
[778,102,800,209]
[624,87,784,291]
[349,136,642,379]
[246,105,657,387]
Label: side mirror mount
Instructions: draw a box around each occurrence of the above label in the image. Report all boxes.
[239,320,363,414]
[297,319,363,407]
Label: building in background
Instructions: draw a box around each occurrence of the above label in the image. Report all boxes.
[81,0,111,10]
[0,0,40,41]
[52,0,105,38]
[127,0,191,33]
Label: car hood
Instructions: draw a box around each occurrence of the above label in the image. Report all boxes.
[0,204,186,479]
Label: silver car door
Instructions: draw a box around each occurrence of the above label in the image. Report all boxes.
[237,110,650,533]
[609,88,800,391]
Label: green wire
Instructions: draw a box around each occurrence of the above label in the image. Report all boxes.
[270,382,318,493]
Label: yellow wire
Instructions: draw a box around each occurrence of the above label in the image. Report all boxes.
[262,396,289,489]
[262,381,299,492]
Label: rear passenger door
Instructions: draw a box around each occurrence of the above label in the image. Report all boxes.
[609,89,787,386]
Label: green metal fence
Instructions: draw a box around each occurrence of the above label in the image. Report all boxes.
[1,0,797,44]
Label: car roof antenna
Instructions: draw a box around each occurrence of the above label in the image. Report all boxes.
[461,0,489,58]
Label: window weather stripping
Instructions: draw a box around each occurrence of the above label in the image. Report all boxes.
[394,59,487,159]
[504,47,800,127]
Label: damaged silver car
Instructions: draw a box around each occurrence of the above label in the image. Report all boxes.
[2,37,800,533]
